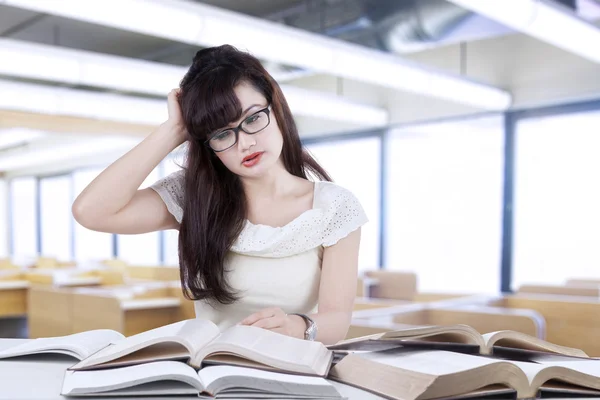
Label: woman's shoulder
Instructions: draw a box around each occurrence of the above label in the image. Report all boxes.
[313,180,368,247]
[149,169,185,223]
[314,180,363,214]
[315,179,355,197]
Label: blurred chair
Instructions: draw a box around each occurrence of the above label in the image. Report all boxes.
[364,270,418,300]
[517,284,600,298]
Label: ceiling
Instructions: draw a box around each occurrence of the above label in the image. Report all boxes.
[2,0,600,67]
[1,0,600,174]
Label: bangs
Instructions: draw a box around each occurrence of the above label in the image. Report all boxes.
[184,66,244,139]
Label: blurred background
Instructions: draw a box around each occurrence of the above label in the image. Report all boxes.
[1,0,600,298]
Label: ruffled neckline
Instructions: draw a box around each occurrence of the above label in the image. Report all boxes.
[230,181,334,257]
[229,180,367,258]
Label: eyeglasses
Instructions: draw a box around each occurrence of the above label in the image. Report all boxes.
[205,105,271,152]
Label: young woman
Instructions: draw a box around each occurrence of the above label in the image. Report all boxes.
[72,45,367,345]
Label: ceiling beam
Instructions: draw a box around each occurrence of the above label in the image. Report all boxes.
[1,0,512,110]
[447,0,600,64]
[0,38,388,127]
[0,109,154,136]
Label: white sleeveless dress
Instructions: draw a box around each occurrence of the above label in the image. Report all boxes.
[150,170,368,330]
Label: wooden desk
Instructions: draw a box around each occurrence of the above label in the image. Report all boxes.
[352,297,414,311]
[487,294,600,356]
[27,282,194,338]
[0,281,28,317]
[518,284,600,298]
[25,270,104,287]
[0,339,387,400]
[0,280,29,338]
[124,265,180,281]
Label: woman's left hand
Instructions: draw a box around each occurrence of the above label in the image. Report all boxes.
[239,307,305,339]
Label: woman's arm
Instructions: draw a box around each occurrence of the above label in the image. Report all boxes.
[72,89,186,234]
[303,228,361,344]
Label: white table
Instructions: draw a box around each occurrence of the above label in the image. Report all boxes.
[0,339,386,400]
[1,339,597,400]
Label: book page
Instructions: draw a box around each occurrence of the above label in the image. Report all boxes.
[331,324,485,351]
[532,355,600,367]
[0,329,124,360]
[503,360,546,386]
[482,331,589,358]
[529,357,600,379]
[343,349,530,400]
[357,348,507,376]
[199,365,332,387]
[72,318,219,369]
[196,325,330,375]
[507,358,600,393]
[198,365,340,398]
[61,361,203,396]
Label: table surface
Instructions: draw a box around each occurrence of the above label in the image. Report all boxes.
[0,339,596,400]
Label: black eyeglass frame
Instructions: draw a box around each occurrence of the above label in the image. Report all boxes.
[204,105,272,152]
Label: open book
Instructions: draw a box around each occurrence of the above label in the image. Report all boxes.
[61,361,342,399]
[329,324,589,359]
[66,319,332,377]
[329,348,600,400]
[0,319,331,377]
[0,330,125,360]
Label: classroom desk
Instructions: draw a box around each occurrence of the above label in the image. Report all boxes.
[0,281,29,338]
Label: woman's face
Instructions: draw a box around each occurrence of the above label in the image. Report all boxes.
[209,81,284,178]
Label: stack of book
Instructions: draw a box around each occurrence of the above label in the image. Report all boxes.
[0,319,339,399]
[0,319,599,399]
[328,324,600,399]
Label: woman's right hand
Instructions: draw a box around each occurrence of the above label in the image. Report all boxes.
[164,88,188,144]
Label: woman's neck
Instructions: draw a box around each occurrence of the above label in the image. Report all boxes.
[241,162,300,202]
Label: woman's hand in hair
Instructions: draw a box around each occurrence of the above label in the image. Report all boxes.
[164,88,188,145]
[238,307,306,340]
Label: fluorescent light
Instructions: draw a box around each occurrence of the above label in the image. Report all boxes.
[0,38,311,94]
[447,0,600,64]
[0,128,46,150]
[0,77,386,128]
[0,37,197,95]
[0,137,139,170]
[0,79,168,125]
[1,0,512,110]
[0,39,387,126]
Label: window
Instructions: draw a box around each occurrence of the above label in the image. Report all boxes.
[116,168,161,265]
[72,167,114,264]
[305,136,381,272]
[9,177,38,264]
[385,116,504,294]
[513,110,600,288]
[162,154,184,266]
[39,175,73,262]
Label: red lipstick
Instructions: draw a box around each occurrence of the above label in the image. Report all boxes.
[242,152,263,167]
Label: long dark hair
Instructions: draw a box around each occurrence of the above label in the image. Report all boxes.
[177,45,331,305]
